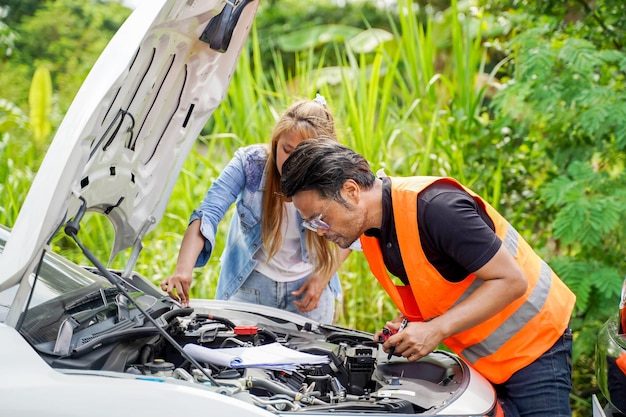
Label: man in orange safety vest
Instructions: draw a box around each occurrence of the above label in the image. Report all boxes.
[280,138,576,417]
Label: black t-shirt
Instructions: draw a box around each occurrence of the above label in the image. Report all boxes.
[364,177,502,284]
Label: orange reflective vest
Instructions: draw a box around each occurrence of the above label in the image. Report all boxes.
[360,176,576,383]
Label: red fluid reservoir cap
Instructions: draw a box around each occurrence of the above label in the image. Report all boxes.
[234,325,258,335]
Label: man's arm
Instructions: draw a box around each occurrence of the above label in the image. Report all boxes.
[384,244,527,360]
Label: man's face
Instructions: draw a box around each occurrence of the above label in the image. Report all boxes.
[292,189,365,249]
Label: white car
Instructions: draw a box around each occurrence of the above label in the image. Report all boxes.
[0,1,501,416]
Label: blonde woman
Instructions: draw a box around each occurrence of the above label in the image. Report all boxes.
[161,96,349,323]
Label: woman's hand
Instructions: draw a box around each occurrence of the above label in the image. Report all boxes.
[161,220,205,307]
[160,272,193,307]
[292,248,352,312]
[292,273,327,312]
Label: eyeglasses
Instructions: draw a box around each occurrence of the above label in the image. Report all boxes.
[301,198,333,232]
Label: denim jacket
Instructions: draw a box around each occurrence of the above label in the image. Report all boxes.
[190,144,342,301]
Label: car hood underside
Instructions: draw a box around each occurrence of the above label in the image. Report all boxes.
[0,0,258,299]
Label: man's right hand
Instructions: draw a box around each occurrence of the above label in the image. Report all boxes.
[160,273,192,307]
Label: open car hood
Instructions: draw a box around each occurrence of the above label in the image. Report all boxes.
[0,0,258,294]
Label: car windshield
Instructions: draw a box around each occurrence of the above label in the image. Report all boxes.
[0,231,114,346]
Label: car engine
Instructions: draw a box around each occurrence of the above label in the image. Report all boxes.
[34,298,470,414]
[158,310,468,414]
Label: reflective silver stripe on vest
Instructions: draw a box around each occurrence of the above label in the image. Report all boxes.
[460,260,553,364]
[503,223,518,256]
[453,223,519,307]
[453,279,483,306]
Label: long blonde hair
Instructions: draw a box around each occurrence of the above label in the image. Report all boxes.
[261,98,340,277]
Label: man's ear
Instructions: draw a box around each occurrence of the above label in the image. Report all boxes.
[342,179,360,203]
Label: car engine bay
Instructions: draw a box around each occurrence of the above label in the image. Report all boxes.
[17,277,468,415]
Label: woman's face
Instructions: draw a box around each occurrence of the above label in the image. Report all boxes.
[275,131,307,175]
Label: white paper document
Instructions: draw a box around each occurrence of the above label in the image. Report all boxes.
[183,342,329,372]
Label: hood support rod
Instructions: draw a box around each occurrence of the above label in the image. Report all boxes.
[64,197,220,386]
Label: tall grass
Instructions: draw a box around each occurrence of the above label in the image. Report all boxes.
[0,99,33,227]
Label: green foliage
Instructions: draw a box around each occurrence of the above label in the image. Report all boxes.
[0,97,25,132]
[495,31,626,153]
[541,161,626,321]
[479,0,626,412]
[254,0,396,76]
[0,0,44,24]
[0,0,130,111]
[276,25,364,52]
[0,6,16,61]
[544,163,623,246]
[487,0,626,49]
[487,5,626,325]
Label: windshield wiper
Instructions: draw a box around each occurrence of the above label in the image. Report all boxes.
[65,287,120,311]
[53,315,80,355]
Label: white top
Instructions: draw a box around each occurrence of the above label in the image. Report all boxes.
[253,202,313,282]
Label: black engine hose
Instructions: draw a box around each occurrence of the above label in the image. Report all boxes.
[245,377,326,405]
[257,328,278,343]
[194,313,236,330]
[161,307,194,324]
[139,344,154,365]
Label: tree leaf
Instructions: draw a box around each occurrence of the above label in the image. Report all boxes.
[346,28,394,53]
[28,65,52,145]
[276,24,363,52]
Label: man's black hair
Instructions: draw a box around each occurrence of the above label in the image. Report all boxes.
[280,137,375,201]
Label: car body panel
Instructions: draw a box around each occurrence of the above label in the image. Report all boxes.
[0,323,273,417]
